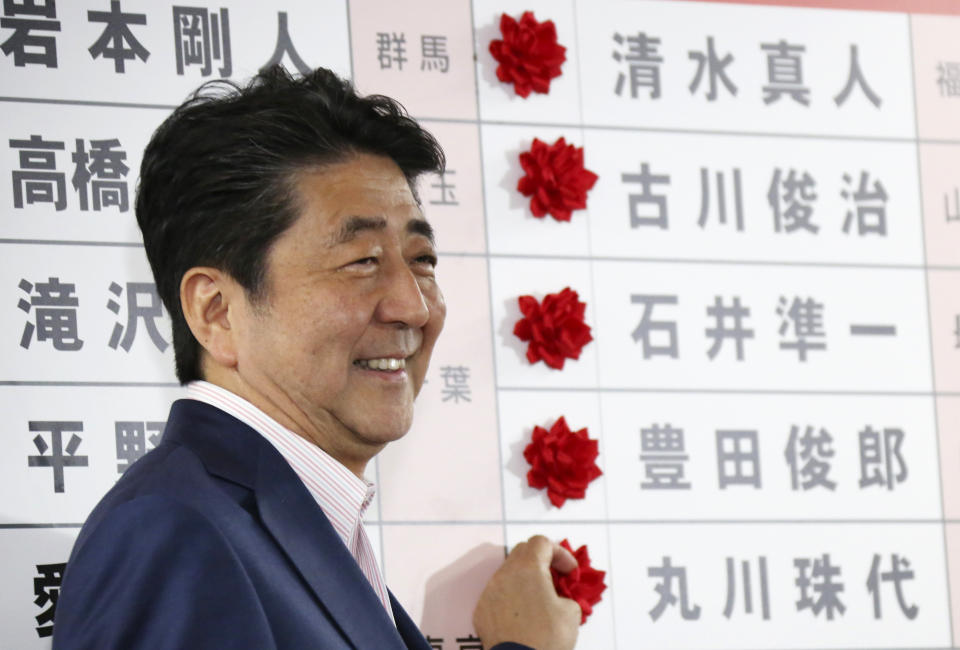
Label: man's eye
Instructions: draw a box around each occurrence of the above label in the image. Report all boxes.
[351,257,378,266]
[415,254,438,267]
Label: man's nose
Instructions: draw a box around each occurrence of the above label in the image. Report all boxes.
[377,264,430,328]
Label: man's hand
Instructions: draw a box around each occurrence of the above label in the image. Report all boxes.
[473,535,582,650]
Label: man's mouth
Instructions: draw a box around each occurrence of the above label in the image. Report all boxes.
[353,357,407,371]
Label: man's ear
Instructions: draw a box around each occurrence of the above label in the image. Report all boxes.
[180,267,240,370]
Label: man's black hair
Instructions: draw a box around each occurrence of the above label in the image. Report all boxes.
[136,65,445,384]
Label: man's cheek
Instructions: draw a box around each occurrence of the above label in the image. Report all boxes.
[431,289,447,333]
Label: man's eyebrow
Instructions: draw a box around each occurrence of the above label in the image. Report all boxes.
[327,215,436,247]
[328,216,387,247]
[407,218,436,246]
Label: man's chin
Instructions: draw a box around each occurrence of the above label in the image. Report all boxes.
[350,411,415,447]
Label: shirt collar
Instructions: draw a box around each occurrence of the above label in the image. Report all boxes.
[184,380,375,547]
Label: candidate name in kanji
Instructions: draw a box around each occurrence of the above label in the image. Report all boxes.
[645,552,918,623]
[611,35,880,108]
[9,134,131,213]
[620,162,891,237]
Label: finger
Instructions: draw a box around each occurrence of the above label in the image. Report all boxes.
[521,535,579,574]
[522,534,557,568]
[550,541,578,574]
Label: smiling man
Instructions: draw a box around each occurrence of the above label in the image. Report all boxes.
[193,154,446,478]
[51,66,580,650]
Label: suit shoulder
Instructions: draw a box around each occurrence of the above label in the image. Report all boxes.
[65,493,245,589]
[54,495,275,649]
[77,439,250,545]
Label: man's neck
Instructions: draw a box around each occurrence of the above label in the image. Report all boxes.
[198,366,377,479]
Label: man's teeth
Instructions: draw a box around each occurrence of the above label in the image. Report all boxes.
[355,358,406,371]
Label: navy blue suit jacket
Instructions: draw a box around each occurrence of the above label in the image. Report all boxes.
[53,399,532,649]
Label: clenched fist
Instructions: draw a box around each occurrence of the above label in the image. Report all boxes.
[473,535,582,650]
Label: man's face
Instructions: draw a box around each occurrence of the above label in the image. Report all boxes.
[233,153,445,462]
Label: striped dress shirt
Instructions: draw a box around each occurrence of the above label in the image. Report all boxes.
[185,380,395,625]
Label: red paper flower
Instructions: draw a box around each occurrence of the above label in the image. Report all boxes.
[513,287,592,369]
[517,137,598,222]
[489,11,566,98]
[552,539,607,624]
[523,416,602,508]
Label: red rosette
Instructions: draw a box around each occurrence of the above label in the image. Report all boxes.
[513,287,593,370]
[523,416,602,508]
[517,137,598,222]
[488,11,566,98]
[551,539,607,624]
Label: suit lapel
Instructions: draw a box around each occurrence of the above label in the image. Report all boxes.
[256,447,409,649]
[391,592,434,650]
[165,400,410,650]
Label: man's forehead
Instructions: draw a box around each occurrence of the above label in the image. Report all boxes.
[326,214,435,248]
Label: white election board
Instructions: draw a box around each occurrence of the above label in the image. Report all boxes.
[1,0,959,648]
